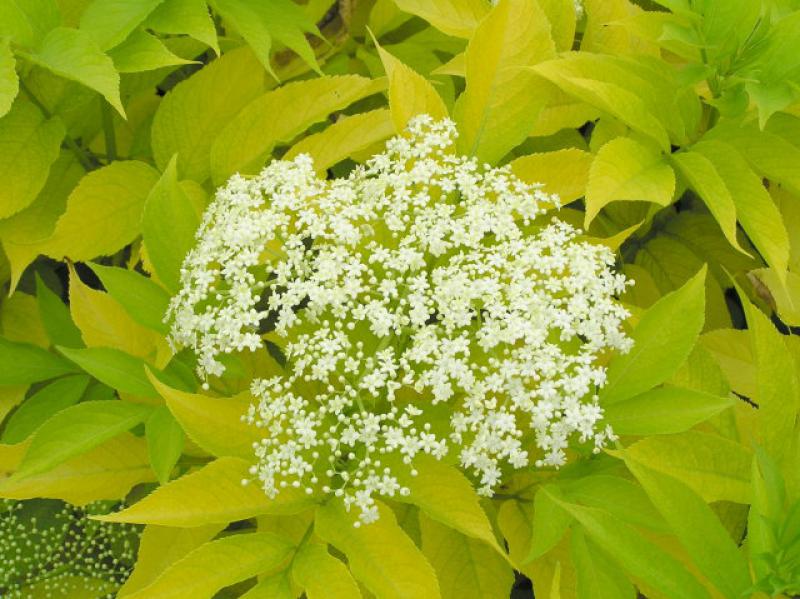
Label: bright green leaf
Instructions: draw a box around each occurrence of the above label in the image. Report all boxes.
[0,0,60,47]
[527,485,572,561]
[546,488,711,599]
[146,406,184,484]
[145,0,219,54]
[26,27,125,116]
[210,0,320,77]
[670,149,745,255]
[57,346,158,398]
[603,385,734,436]
[533,55,672,153]
[1,375,90,444]
[0,336,78,385]
[601,266,706,404]
[623,458,752,599]
[35,273,84,348]
[79,0,166,50]
[89,263,171,334]
[108,29,195,73]
[694,140,789,278]
[14,399,153,479]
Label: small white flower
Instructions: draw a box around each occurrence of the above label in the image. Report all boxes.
[168,116,631,524]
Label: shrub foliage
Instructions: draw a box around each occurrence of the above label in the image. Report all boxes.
[1,0,800,597]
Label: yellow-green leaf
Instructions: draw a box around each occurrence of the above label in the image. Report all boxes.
[537,0,577,52]
[570,528,636,599]
[670,149,745,255]
[40,160,160,262]
[240,571,293,599]
[392,0,488,38]
[0,38,18,118]
[26,27,124,116]
[292,543,362,599]
[124,532,295,599]
[210,75,385,182]
[392,454,503,555]
[532,56,671,152]
[510,148,593,205]
[0,433,154,504]
[209,0,320,77]
[0,151,83,292]
[151,46,265,182]
[119,523,226,597]
[284,108,394,175]
[374,39,447,133]
[585,137,674,227]
[0,101,64,219]
[315,499,441,599]
[142,155,200,291]
[456,0,555,164]
[621,430,752,503]
[738,285,800,464]
[68,264,165,361]
[147,371,261,458]
[99,456,316,526]
[419,514,513,599]
[694,140,790,278]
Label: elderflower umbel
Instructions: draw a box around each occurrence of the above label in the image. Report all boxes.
[168,116,632,524]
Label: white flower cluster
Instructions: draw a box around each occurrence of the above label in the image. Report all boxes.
[168,116,631,524]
